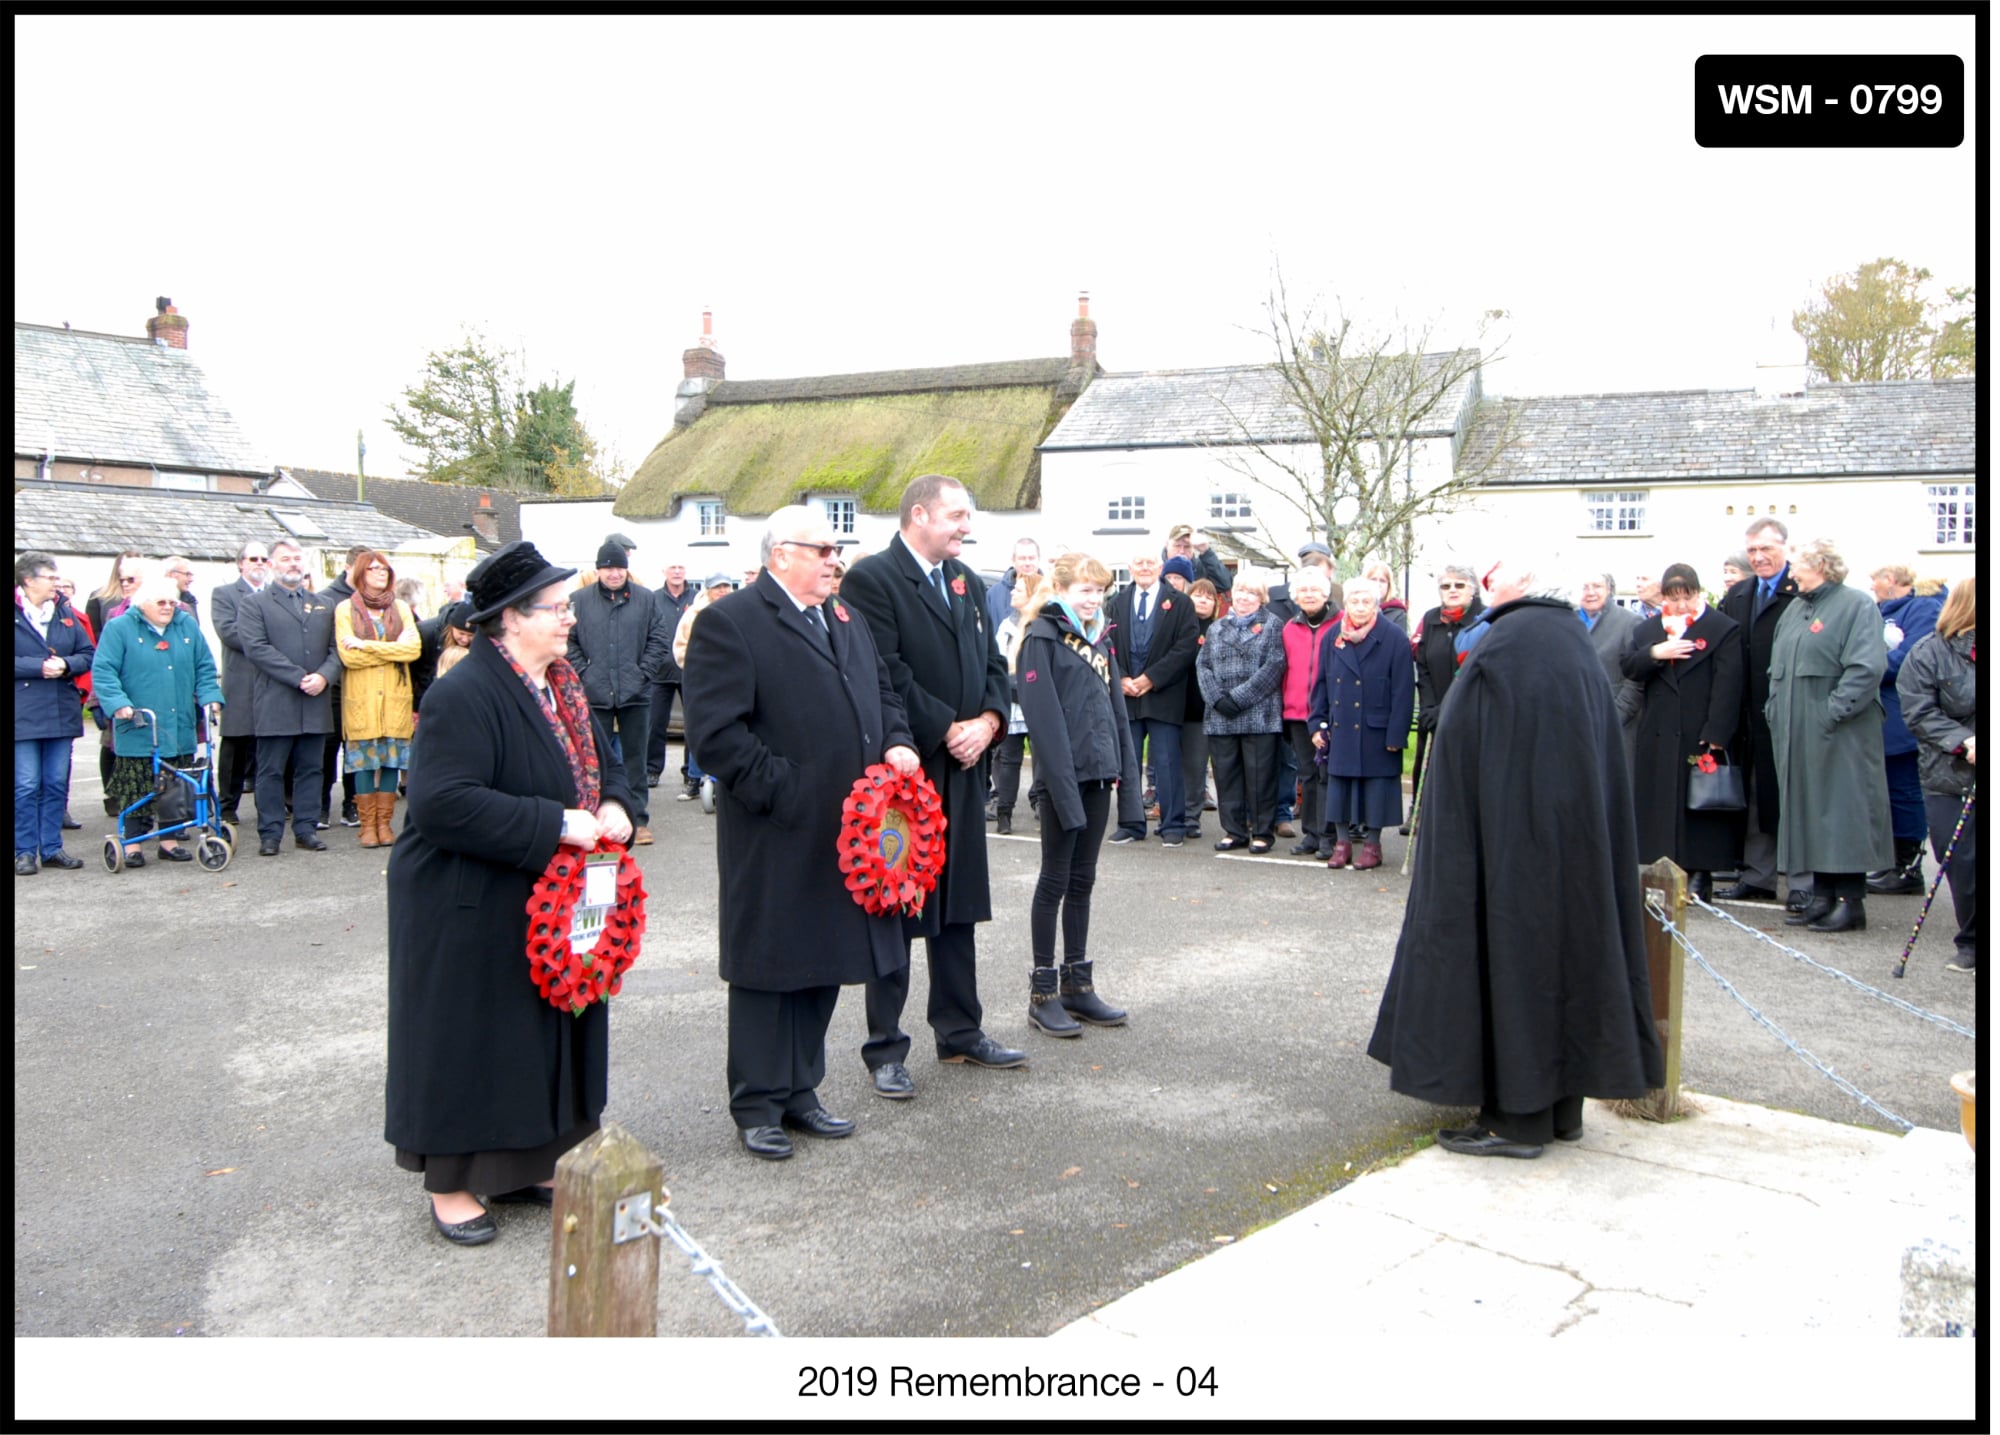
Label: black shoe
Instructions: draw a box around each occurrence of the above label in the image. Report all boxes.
[1785,894,1835,927]
[871,1062,915,1100]
[218,809,240,827]
[259,837,281,857]
[1807,898,1866,933]
[1716,882,1777,902]
[1159,832,1184,847]
[1866,868,1925,895]
[1214,836,1248,851]
[121,849,146,868]
[157,844,194,863]
[314,817,331,831]
[1436,1126,1543,1159]
[939,1035,1030,1069]
[1945,953,1977,973]
[1398,822,1411,836]
[489,1184,555,1206]
[646,773,662,789]
[1784,889,1814,914]
[295,833,328,852]
[781,1107,856,1139]
[1688,871,1713,903]
[1289,838,1321,856]
[1029,967,1083,1037]
[340,801,361,827]
[14,853,38,875]
[431,1204,499,1245]
[42,850,84,870]
[995,809,1012,836]
[1108,829,1141,845]
[1555,1124,1584,1143]
[61,810,82,830]
[738,1125,794,1160]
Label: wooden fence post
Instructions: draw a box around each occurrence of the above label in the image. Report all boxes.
[1634,857,1687,1122]
[548,1121,663,1337]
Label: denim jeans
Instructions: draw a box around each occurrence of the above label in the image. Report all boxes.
[14,738,73,857]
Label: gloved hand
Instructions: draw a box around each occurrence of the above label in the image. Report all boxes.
[1883,621,1905,650]
[1213,693,1243,718]
[1418,708,1438,734]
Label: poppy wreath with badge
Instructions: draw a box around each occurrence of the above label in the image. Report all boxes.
[524,841,648,1015]
[837,763,948,917]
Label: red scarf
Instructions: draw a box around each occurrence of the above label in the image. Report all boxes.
[1441,606,1466,623]
[492,638,601,813]
[1341,612,1378,644]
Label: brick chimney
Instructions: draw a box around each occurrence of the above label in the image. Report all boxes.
[146,296,189,350]
[470,492,498,543]
[682,308,725,382]
[1070,291,1097,371]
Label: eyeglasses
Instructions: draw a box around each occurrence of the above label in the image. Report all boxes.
[526,602,575,619]
[1439,581,1472,590]
[243,556,270,564]
[777,540,839,559]
[120,575,142,586]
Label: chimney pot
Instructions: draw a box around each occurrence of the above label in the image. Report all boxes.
[478,493,492,509]
[146,297,190,350]
[1078,290,1090,319]
[1069,294,1097,372]
[683,310,726,383]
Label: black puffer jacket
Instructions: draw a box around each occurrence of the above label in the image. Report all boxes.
[1015,603,1142,833]
[566,581,672,709]
[1896,627,1975,798]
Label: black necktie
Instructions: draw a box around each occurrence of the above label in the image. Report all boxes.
[930,567,952,614]
[805,604,832,656]
[1137,589,1150,625]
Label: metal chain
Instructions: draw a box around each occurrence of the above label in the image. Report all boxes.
[1657,913,1914,1132]
[646,1193,782,1337]
[1686,892,1976,1040]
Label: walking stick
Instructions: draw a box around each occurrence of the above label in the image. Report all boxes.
[1892,784,1975,980]
[1401,731,1434,878]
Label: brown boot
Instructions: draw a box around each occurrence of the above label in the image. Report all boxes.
[356,792,383,848]
[377,790,399,843]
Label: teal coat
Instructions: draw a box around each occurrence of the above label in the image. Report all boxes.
[89,607,223,758]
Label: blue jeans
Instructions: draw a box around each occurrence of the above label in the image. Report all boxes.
[1121,718,1184,837]
[15,738,73,857]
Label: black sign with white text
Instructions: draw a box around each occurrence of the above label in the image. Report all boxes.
[1695,55,1964,148]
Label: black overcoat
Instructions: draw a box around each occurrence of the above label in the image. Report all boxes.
[839,535,1009,937]
[383,638,635,1156]
[208,578,265,738]
[1621,605,1746,874]
[683,573,914,989]
[235,583,342,737]
[1717,571,1799,830]
[1368,597,1665,1111]
[1103,582,1201,722]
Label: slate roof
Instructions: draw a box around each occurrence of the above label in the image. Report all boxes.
[13,323,271,476]
[705,357,1074,406]
[1038,352,1483,451]
[287,468,522,552]
[1460,379,1978,485]
[12,480,443,563]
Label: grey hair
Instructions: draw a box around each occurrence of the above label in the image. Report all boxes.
[760,504,820,565]
[1344,575,1384,603]
[1437,563,1478,586]
[1792,537,1848,585]
[1745,516,1789,543]
[1724,552,1751,575]
[1593,571,1619,597]
[1290,567,1331,598]
[235,538,270,562]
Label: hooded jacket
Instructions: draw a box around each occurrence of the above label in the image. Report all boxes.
[1015,601,1143,833]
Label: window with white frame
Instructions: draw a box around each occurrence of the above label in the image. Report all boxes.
[1928,483,1975,547]
[1210,491,1253,520]
[822,498,856,536]
[1583,490,1648,533]
[1106,494,1145,522]
[696,501,726,538]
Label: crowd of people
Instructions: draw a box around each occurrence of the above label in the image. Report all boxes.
[14,494,1978,1235]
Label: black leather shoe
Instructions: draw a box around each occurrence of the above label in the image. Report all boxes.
[1688,871,1713,903]
[1807,898,1866,933]
[871,1063,915,1100]
[1784,889,1813,914]
[1785,895,1835,926]
[259,837,281,857]
[1716,882,1777,902]
[781,1107,856,1139]
[1436,1126,1543,1159]
[42,850,84,870]
[738,1125,794,1160]
[1214,836,1248,851]
[1289,838,1321,856]
[157,843,193,862]
[121,849,146,868]
[1866,868,1925,895]
[295,833,328,851]
[61,811,82,830]
[431,1204,498,1245]
[939,1035,1029,1069]
[489,1184,555,1206]
[1554,1125,1584,1143]
[14,853,38,875]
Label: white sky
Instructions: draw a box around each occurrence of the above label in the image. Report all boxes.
[14,11,1979,493]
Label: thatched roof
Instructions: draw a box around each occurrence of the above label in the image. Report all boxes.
[617,358,1083,519]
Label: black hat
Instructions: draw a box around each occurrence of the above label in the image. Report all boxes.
[441,599,474,632]
[463,540,577,626]
[605,531,639,552]
[595,540,631,570]
[1660,562,1702,596]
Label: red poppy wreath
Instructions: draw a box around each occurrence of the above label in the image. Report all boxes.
[837,763,947,917]
[524,841,648,1014]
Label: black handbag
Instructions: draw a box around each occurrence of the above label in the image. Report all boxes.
[1687,751,1745,812]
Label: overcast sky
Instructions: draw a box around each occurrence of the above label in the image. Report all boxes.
[14,13,1978,487]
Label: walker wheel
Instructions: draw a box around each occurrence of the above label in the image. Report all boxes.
[217,821,237,848]
[195,834,233,872]
[102,836,125,873]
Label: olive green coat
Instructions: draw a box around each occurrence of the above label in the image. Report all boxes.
[1765,579,1893,875]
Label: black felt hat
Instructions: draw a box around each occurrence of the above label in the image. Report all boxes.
[463,540,576,626]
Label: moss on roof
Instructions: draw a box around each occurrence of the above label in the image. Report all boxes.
[616,385,1065,519]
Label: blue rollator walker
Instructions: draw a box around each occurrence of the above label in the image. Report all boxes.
[102,705,235,873]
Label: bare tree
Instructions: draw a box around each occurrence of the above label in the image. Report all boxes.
[1202,268,1515,576]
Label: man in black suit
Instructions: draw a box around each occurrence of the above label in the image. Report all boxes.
[209,539,272,825]
[1716,518,1808,909]
[235,539,341,857]
[1105,548,1201,845]
[685,507,919,1159]
[840,475,1028,1098]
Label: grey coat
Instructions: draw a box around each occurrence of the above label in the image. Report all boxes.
[1584,603,1645,745]
[1896,628,1975,798]
[209,577,267,738]
[235,582,342,737]
[567,581,672,710]
[1766,579,1893,875]
[1196,610,1287,735]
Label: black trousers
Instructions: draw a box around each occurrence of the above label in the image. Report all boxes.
[863,922,983,1066]
[256,734,324,842]
[1284,719,1326,842]
[1480,1094,1586,1144]
[1032,782,1112,966]
[645,681,682,781]
[320,716,354,821]
[993,733,1027,811]
[217,734,257,815]
[1925,791,1979,958]
[1211,731,1281,841]
[727,984,840,1128]
[596,702,651,824]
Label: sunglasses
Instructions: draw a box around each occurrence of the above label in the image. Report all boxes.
[778,540,839,559]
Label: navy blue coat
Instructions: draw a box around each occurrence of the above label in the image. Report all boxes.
[1878,590,1942,757]
[1308,620,1414,778]
[14,594,95,741]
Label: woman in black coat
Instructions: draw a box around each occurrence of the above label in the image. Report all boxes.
[1410,566,1484,822]
[385,542,636,1246]
[1620,563,1746,902]
[1015,553,1142,1037]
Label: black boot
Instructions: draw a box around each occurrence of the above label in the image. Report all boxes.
[1785,876,1836,927]
[1867,839,1926,895]
[995,806,1012,836]
[1809,877,1867,932]
[1060,960,1127,1026]
[1028,966,1081,1037]
[1688,870,1713,903]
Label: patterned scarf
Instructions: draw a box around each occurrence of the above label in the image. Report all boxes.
[1341,611,1378,643]
[348,579,404,642]
[491,637,601,813]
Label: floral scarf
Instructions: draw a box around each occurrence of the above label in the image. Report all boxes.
[491,638,601,813]
[1341,611,1378,644]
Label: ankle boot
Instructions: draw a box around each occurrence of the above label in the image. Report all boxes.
[1352,839,1383,871]
[995,806,1012,836]
[356,792,382,848]
[1785,877,1835,927]
[1029,966,1082,1037]
[1867,839,1925,895]
[1807,896,1867,932]
[1060,960,1127,1026]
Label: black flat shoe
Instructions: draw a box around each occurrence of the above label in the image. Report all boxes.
[42,851,84,870]
[1555,1126,1584,1143]
[121,849,146,868]
[871,1062,915,1099]
[1214,837,1247,851]
[258,837,281,857]
[939,1035,1029,1069]
[295,833,328,852]
[489,1184,555,1206]
[15,853,38,875]
[1248,839,1272,855]
[431,1204,498,1245]
[62,812,82,830]
[781,1107,856,1139]
[739,1125,794,1160]
[1436,1126,1544,1159]
[157,844,193,863]
[1289,839,1321,856]
[1715,882,1776,902]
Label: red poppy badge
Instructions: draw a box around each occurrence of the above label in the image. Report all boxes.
[1809,620,1824,633]
[950,576,967,597]
[155,640,170,651]
[1160,598,1172,611]
[1693,638,1707,650]
[60,617,73,627]
[832,600,850,623]
[1251,624,1263,635]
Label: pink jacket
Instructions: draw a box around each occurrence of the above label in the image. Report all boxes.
[1281,612,1334,719]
